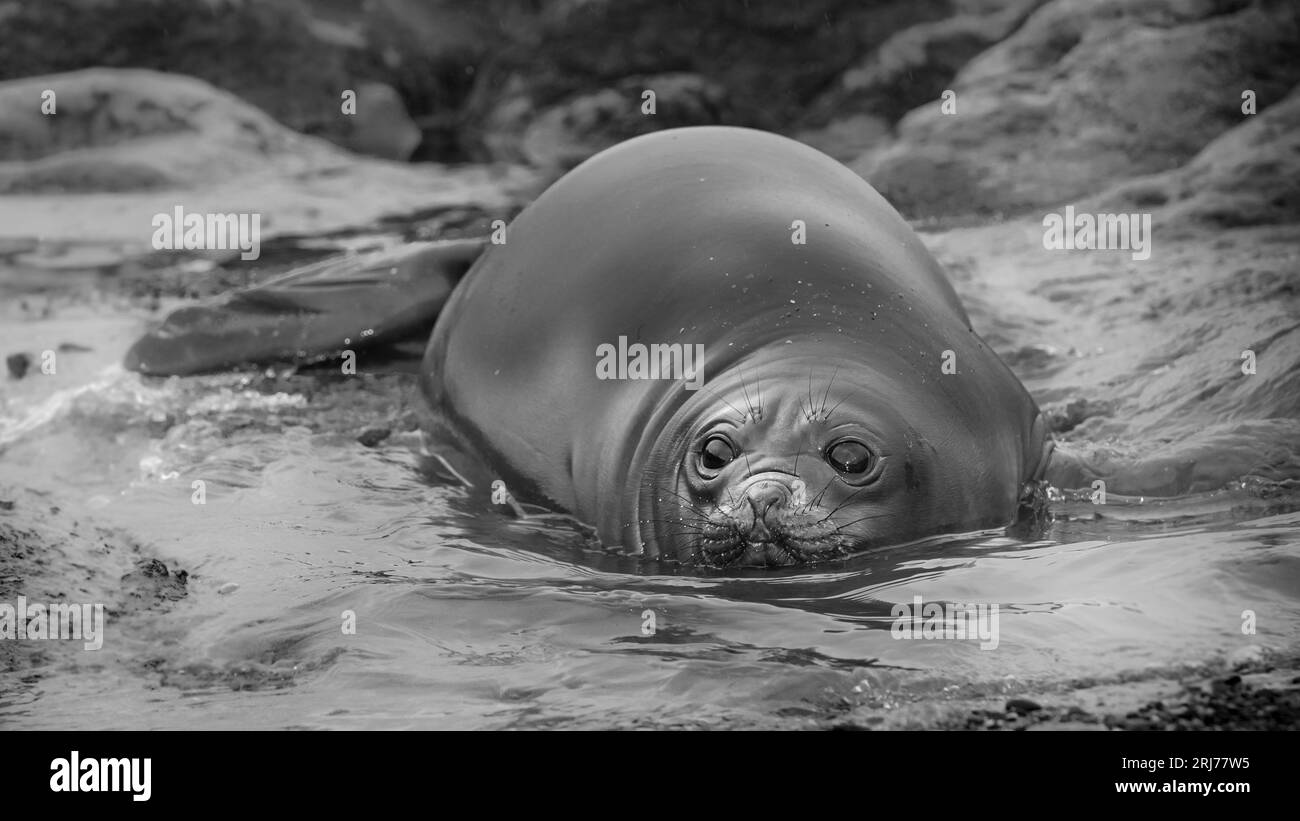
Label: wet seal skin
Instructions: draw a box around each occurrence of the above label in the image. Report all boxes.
[420,127,1053,567]
[126,126,1053,568]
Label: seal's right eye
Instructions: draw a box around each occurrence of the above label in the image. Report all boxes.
[699,436,736,472]
[827,439,873,474]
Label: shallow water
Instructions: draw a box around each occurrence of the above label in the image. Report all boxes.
[2,226,1299,730]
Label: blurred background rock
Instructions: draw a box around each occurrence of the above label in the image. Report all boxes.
[0,0,1296,219]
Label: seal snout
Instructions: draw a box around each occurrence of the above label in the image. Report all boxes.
[742,481,792,535]
[691,475,847,568]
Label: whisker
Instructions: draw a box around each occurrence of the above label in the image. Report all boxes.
[693,382,748,425]
[811,473,839,507]
[825,388,858,421]
[819,366,839,418]
[816,484,872,523]
[833,511,888,532]
[806,369,816,423]
[738,371,756,421]
[658,488,714,517]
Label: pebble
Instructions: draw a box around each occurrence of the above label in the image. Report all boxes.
[1005,698,1043,714]
[6,352,32,379]
[357,427,391,447]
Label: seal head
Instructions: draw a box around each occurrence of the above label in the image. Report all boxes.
[633,341,1047,567]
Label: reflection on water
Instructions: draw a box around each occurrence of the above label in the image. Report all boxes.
[2,351,1297,729]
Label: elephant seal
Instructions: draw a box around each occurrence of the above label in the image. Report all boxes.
[420,126,1052,567]
[125,126,1053,568]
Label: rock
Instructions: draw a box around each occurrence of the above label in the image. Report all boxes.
[145,413,176,439]
[0,0,965,164]
[120,557,189,604]
[1099,85,1300,229]
[797,0,1044,161]
[794,114,893,166]
[1005,697,1044,714]
[1045,398,1113,434]
[339,82,423,161]
[475,75,539,166]
[0,69,534,249]
[357,427,392,447]
[851,0,1300,219]
[459,0,959,164]
[1227,644,1266,669]
[0,68,340,192]
[0,0,354,148]
[519,74,734,170]
[6,352,32,379]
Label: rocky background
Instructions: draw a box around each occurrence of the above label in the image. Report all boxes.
[2,0,1295,212]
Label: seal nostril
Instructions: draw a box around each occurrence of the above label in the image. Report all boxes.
[746,483,789,526]
[747,519,771,542]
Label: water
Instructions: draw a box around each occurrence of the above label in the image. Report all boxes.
[2,225,1298,730]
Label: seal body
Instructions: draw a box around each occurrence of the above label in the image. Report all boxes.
[422,126,1051,567]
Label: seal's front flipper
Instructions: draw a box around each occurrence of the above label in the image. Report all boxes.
[124,239,487,375]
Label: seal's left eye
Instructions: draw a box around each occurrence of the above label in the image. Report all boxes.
[700,436,736,471]
[827,440,872,474]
